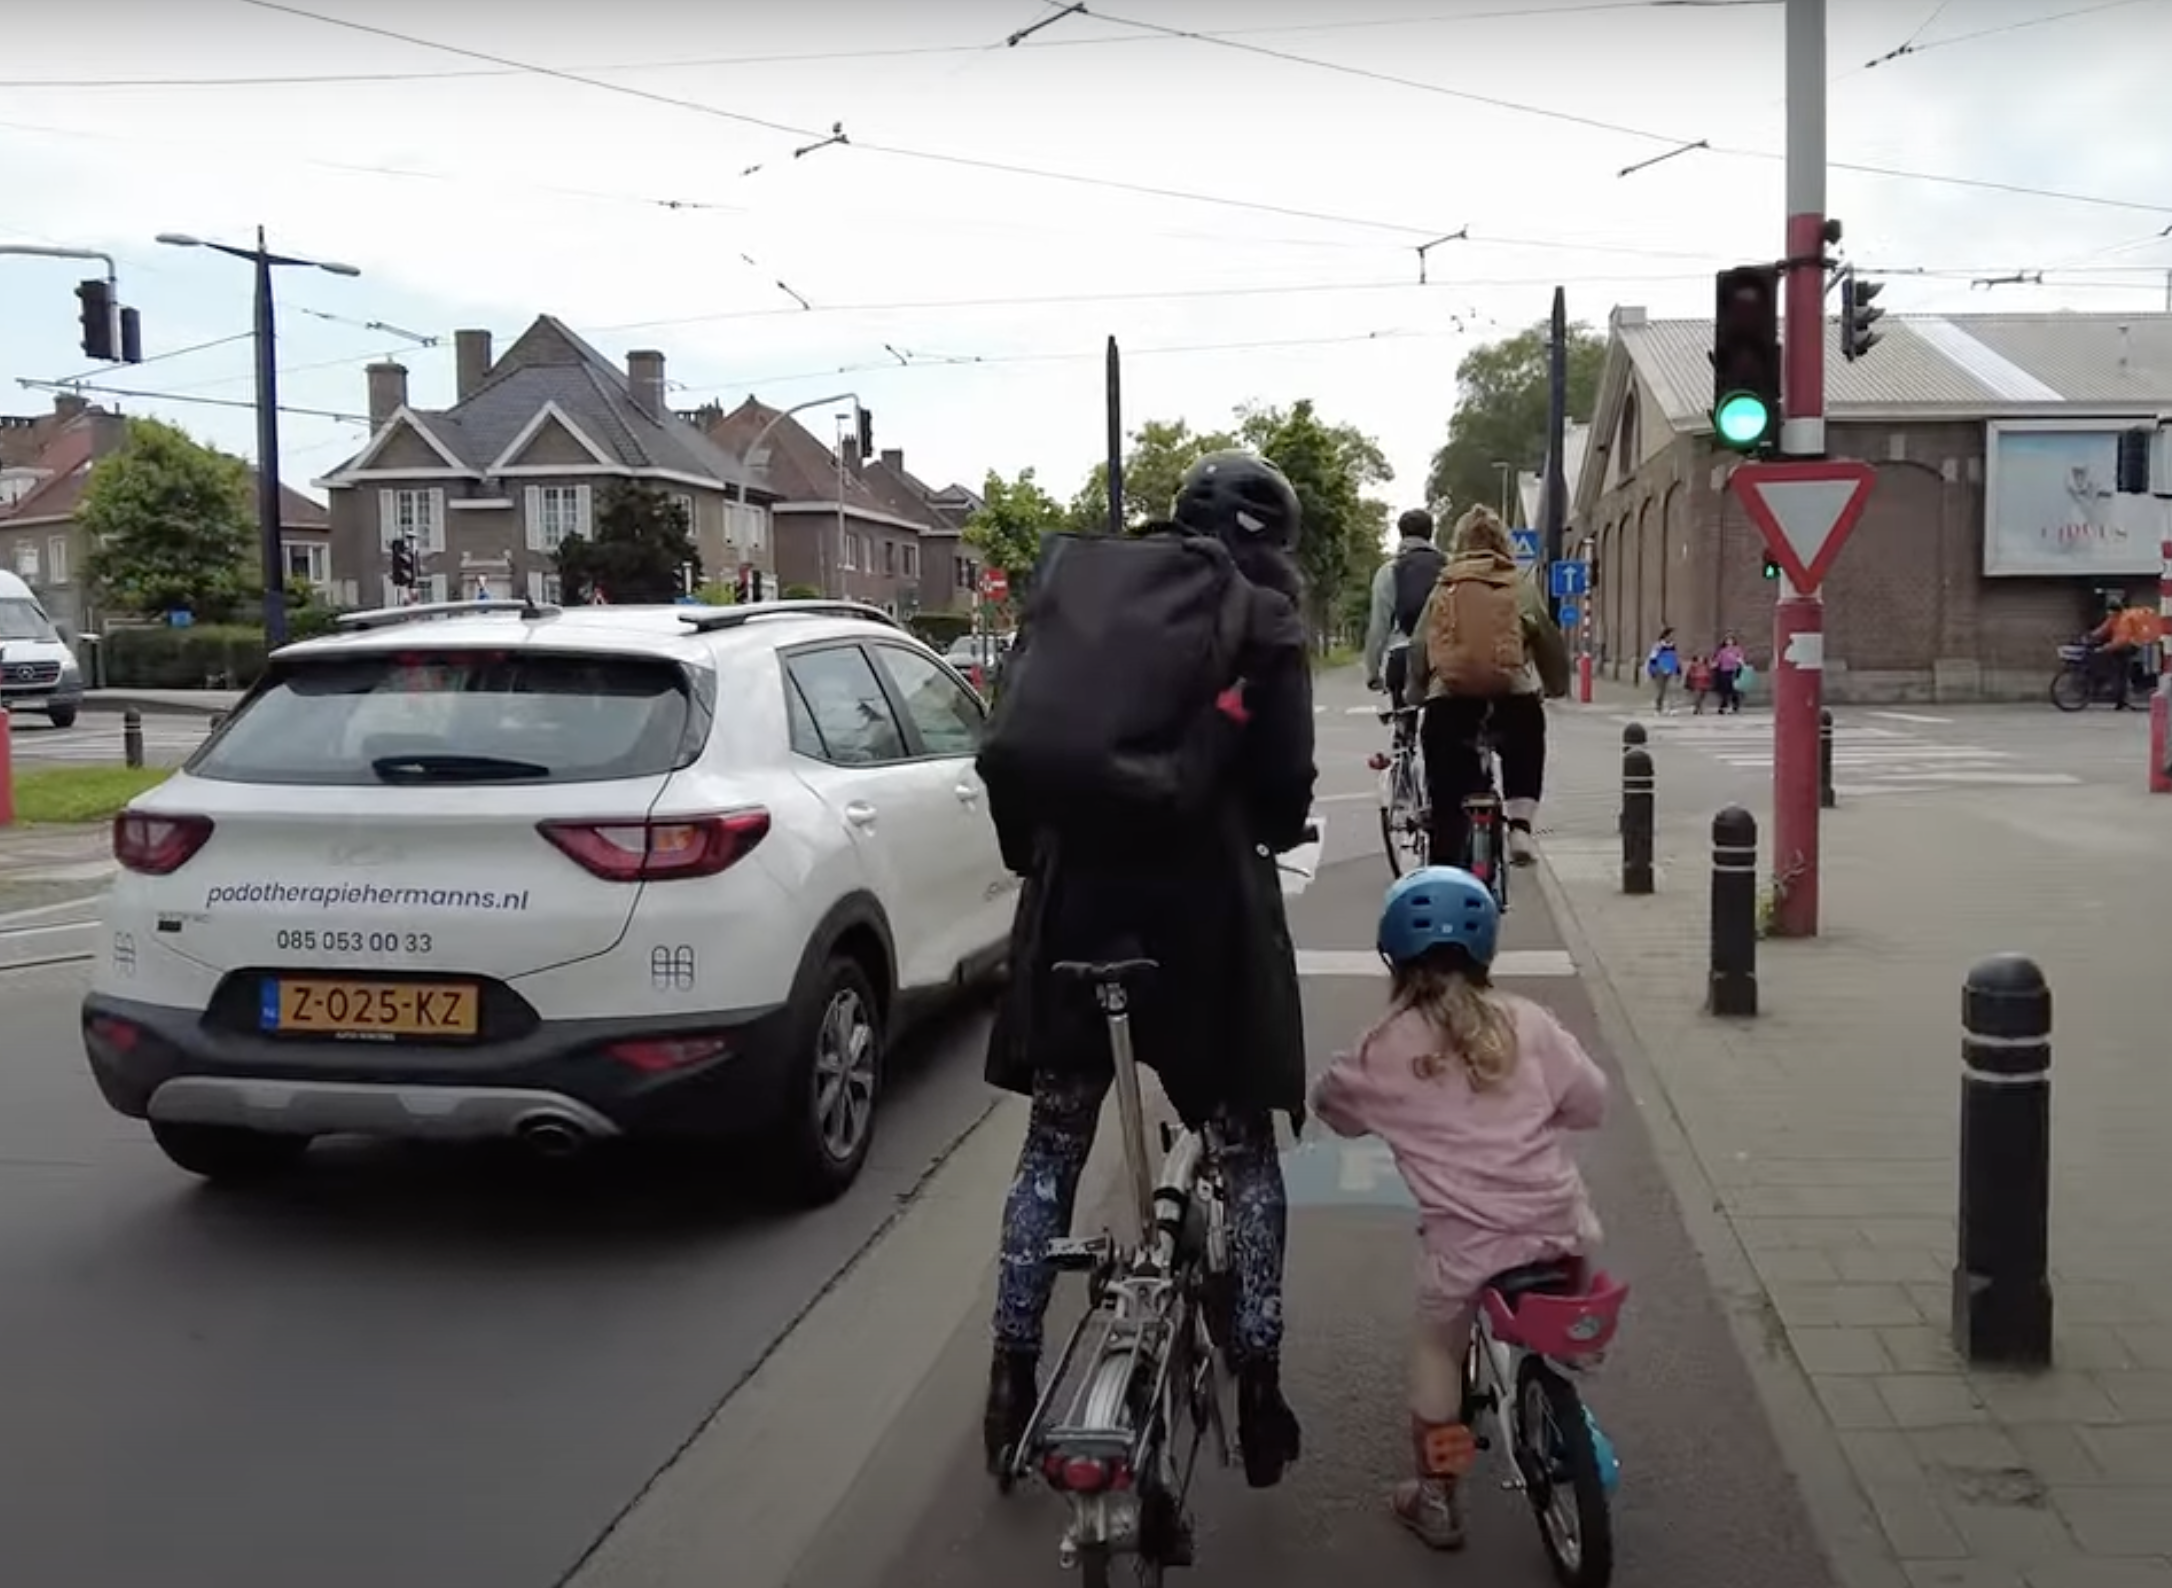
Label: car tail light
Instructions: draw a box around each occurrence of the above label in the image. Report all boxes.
[538,810,770,882]
[113,813,214,875]
[605,1035,731,1073]
[87,1014,144,1053]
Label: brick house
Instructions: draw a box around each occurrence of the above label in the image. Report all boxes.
[316,316,775,606]
[0,395,329,634]
[694,399,958,614]
[1572,307,2172,702]
[856,448,986,614]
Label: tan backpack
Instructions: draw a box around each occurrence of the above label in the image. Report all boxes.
[1425,562,1527,696]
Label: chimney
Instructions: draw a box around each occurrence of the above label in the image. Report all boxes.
[52,394,88,422]
[626,349,666,420]
[880,448,903,473]
[366,362,409,429]
[841,434,862,474]
[454,329,492,402]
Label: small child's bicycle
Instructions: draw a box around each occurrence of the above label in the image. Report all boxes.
[1459,1257,1629,1588]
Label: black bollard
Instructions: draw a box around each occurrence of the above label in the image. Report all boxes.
[1952,955,2054,1368]
[122,709,143,770]
[1819,709,1837,809]
[1617,722,1647,835]
[1620,747,1655,895]
[1707,806,1758,1017]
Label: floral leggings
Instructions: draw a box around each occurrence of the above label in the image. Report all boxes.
[992,1066,1289,1361]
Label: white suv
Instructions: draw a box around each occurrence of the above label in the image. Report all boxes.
[79,598,1016,1204]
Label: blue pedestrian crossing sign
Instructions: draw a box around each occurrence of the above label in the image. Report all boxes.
[1510,529,1542,568]
[1549,559,1589,599]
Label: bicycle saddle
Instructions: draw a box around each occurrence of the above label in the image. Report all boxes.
[1053,957,1161,986]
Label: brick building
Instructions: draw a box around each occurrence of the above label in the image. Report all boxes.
[1572,307,2172,701]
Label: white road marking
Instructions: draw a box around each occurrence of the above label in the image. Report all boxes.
[1337,1139,1401,1193]
[1296,948,1577,979]
[1312,790,1378,806]
[1869,710,1953,724]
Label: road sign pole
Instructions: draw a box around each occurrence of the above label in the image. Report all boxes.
[2152,535,2172,795]
[1773,0,1828,938]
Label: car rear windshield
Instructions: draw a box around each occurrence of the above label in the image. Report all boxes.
[188,649,706,786]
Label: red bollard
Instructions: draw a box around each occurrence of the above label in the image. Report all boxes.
[1578,651,1594,704]
[0,705,13,827]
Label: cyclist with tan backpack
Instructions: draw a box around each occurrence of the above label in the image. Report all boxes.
[1401,505,1570,872]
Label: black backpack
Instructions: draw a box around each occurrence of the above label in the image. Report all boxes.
[977,530,1254,828]
[1391,543,1447,636]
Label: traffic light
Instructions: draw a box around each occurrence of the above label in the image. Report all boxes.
[857,406,873,458]
[76,278,116,361]
[1710,265,1781,453]
[119,307,143,365]
[1763,555,1780,580]
[389,537,417,589]
[1840,270,1885,363]
[2117,426,2153,495]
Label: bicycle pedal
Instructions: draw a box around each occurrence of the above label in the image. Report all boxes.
[1047,1236,1111,1271]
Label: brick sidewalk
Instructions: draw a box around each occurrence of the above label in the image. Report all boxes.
[1536,700,2172,1587]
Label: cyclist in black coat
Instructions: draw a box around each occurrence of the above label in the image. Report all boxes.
[980,451,1317,1494]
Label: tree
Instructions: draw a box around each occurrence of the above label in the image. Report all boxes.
[1065,418,1241,534]
[1238,400,1393,643]
[81,418,255,620]
[1424,321,1606,527]
[964,467,1066,590]
[554,482,699,604]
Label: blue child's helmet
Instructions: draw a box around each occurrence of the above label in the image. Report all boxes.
[1378,865,1500,969]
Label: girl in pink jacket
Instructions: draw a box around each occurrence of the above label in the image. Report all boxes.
[1310,865,1609,1551]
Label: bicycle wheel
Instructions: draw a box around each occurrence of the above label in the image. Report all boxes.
[2050,668,2091,712]
[1379,759,1425,878]
[1516,1357,1614,1588]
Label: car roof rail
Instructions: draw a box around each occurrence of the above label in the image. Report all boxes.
[333,598,562,632]
[679,599,903,635]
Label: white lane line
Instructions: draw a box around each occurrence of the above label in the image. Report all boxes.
[1297,948,1577,979]
[1313,790,1378,806]
[1869,711,1953,724]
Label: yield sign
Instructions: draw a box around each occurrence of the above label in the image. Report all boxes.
[1728,459,1876,595]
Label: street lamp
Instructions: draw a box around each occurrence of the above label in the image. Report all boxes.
[1491,460,1516,526]
[157,228,359,646]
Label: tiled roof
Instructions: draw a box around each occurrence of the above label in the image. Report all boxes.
[0,412,328,529]
[277,483,329,528]
[328,316,754,490]
[1617,310,2172,430]
[698,399,900,518]
[858,458,963,535]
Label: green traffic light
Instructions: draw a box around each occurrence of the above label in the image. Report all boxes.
[1713,390,1773,450]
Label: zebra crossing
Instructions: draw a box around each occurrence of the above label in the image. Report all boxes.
[1610,710,2082,795]
[5,716,211,766]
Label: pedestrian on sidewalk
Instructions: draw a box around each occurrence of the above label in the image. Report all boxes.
[1712,632,1745,714]
[1686,651,1714,715]
[1645,627,1679,714]
[1309,866,1609,1553]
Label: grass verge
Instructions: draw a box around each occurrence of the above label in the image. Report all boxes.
[9,765,172,825]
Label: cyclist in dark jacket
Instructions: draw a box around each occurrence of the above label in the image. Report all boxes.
[981,451,1316,1495]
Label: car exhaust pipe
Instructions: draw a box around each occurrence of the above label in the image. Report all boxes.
[516,1114,590,1160]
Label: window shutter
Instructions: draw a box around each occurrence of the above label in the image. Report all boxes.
[426,490,446,552]
[574,484,594,537]
[378,489,397,549]
[380,575,395,607]
[524,487,545,552]
[527,569,545,604]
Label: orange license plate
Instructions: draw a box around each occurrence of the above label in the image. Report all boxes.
[264,978,480,1038]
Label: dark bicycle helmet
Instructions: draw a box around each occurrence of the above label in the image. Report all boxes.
[1172,450,1301,550]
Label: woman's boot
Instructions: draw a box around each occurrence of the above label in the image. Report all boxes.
[1236,1354,1302,1488]
[982,1346,1040,1479]
[1390,1415,1471,1550]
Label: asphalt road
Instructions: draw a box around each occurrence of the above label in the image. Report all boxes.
[0,945,1004,1588]
[776,682,1839,1588]
[5,710,211,768]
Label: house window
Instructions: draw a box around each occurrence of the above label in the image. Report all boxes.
[14,542,38,581]
[45,536,69,586]
[671,493,697,538]
[882,539,897,576]
[725,501,768,551]
[902,543,920,580]
[382,487,445,553]
[283,540,330,588]
[842,534,859,573]
[525,571,564,605]
[534,485,588,550]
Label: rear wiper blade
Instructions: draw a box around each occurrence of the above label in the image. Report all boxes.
[370,753,551,782]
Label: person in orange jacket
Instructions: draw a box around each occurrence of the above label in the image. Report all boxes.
[2086,600,2161,707]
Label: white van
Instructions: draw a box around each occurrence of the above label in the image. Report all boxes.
[0,569,84,728]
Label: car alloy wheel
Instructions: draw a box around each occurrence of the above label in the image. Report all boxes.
[813,984,878,1163]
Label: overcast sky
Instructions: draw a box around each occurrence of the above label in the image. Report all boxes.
[4,0,2168,514]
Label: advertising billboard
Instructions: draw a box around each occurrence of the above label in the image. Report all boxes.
[1984,421,2165,578]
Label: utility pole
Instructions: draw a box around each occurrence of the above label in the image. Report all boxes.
[1105,336,1124,534]
[1772,0,1828,937]
[731,389,862,600]
[1543,286,1568,568]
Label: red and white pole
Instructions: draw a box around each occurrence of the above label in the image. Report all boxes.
[0,705,13,827]
[1769,0,1827,938]
[2151,535,2172,794]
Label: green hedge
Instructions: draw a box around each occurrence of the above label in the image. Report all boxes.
[104,624,269,689]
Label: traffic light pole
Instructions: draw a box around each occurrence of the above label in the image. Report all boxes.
[1771,0,1828,938]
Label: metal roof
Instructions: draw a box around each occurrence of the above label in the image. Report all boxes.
[1618,309,2172,430]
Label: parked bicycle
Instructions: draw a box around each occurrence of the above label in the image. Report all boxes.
[2050,640,2156,712]
[1370,704,1428,878]
[999,955,1237,1587]
[1459,1257,1630,1587]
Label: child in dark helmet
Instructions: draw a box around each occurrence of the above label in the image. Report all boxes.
[980,450,1316,1501]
